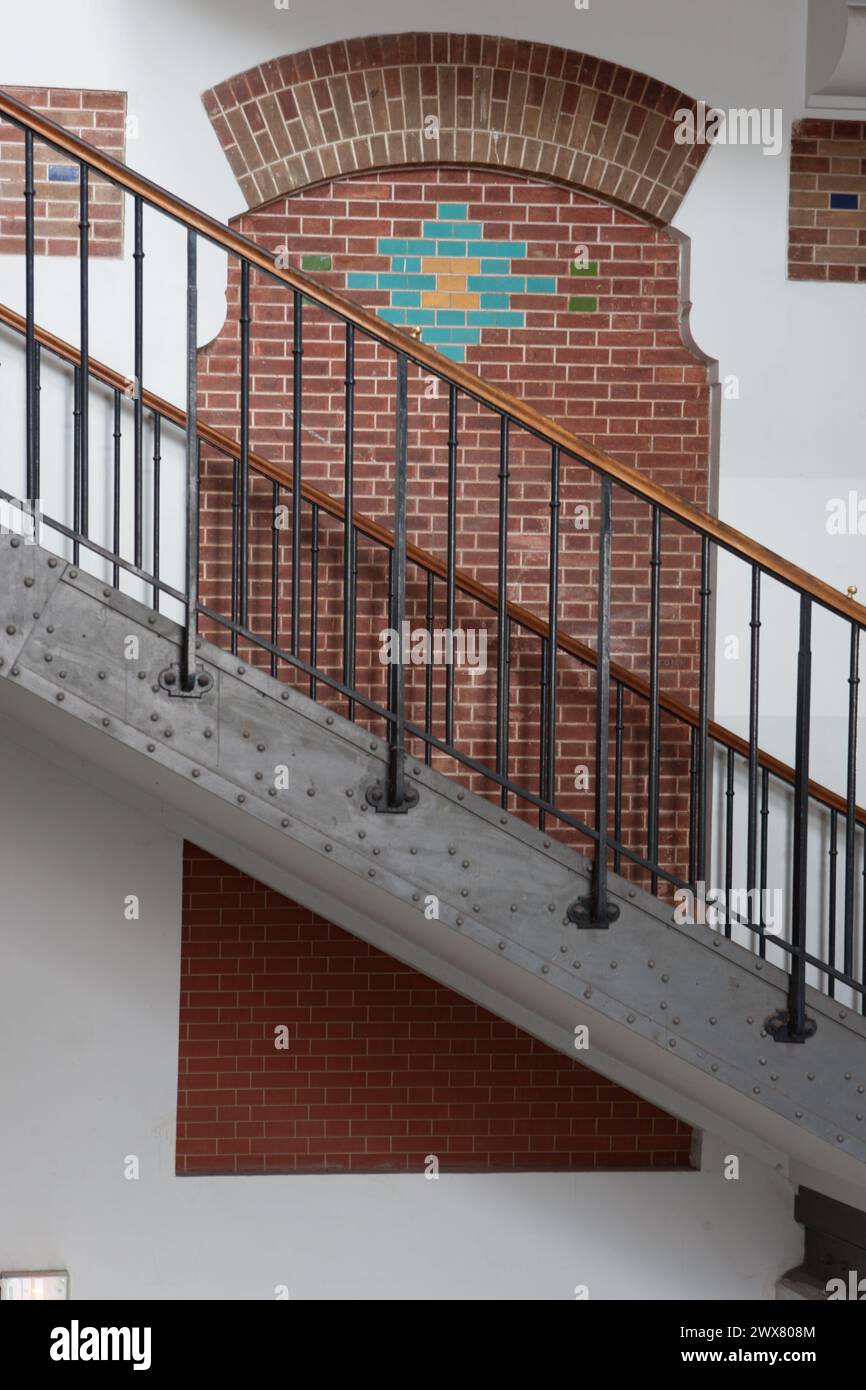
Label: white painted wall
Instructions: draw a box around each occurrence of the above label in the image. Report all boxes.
[0,716,802,1299]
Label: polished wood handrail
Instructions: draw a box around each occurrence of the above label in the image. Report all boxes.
[2,297,863,827]
[1,85,865,630]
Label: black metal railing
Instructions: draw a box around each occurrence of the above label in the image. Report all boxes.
[2,89,866,1041]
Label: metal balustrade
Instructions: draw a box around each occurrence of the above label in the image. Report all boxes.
[2,88,866,1040]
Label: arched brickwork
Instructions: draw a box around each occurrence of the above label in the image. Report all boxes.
[202,33,708,223]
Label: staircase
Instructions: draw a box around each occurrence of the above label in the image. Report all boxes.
[2,88,866,1188]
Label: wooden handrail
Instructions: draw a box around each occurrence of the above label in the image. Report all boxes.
[2,85,866,631]
[2,297,863,828]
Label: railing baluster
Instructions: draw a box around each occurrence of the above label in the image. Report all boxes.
[590,475,614,925]
[152,414,161,611]
[844,622,860,980]
[496,416,510,807]
[72,364,81,563]
[543,444,561,824]
[343,322,356,720]
[538,635,548,831]
[78,164,89,540]
[424,570,434,767]
[647,506,661,891]
[230,458,240,657]
[291,289,303,657]
[445,384,458,746]
[24,128,37,503]
[271,479,279,679]
[725,747,735,939]
[747,567,761,926]
[112,388,121,590]
[614,681,624,873]
[759,766,769,959]
[239,260,250,633]
[379,354,412,810]
[181,229,199,690]
[828,808,838,1000]
[696,535,711,887]
[309,501,319,701]
[133,196,144,569]
[688,725,699,888]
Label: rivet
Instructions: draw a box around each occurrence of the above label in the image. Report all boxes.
[456,915,464,926]
[237,795,245,803]
[255,772,263,781]
[137,671,146,680]
[473,904,480,913]
[560,945,568,954]
[103,588,111,598]
[307,788,315,797]
[497,941,506,951]
[47,556,57,566]
[324,844,332,853]
[281,819,290,828]
[242,730,250,740]
[373,848,380,856]
[204,729,213,739]
[672,1016,680,1025]
[32,611,39,619]
[368,869,376,878]
[5,625,15,636]
[573,961,581,969]
[759,1058,767,1066]
[709,1016,717,1025]
[151,684,158,692]
[627,1014,635,1024]
[326,715,334,725]
[669,1040,676,1048]
[346,788,354,798]
[191,769,200,778]
[548,904,556,912]
[510,904,517,913]
[753,1086,760,1095]
[68,569,77,579]
[281,691,289,701]
[845,1072,852,1080]
[755,962,763,971]
[839,1010,848,1020]
[23,577,33,588]
[610,961,618,969]
[807,1072,815,1081]
[711,1063,719,1073]
[102,718,110,727]
[10,666,19,676]
[544,839,551,848]
[770,1073,778,1081]
[462,860,470,869]
[268,788,277,797]
[448,845,456,855]
[713,938,721,947]
[647,960,655,969]
[358,830,366,839]
[147,743,155,752]
[661,973,669,982]
[410,847,417,855]
[237,665,246,675]
[457,792,464,801]
[414,766,421,776]
[55,692,64,702]
[59,670,66,679]
[500,816,507,825]
[98,671,106,680]
[44,653,52,663]
[747,1016,754,1024]
[660,1002,667,1011]
[858,1115,864,1122]
[760,1029,768,1039]
[47,626,54,634]
[584,989,592,999]
[257,743,265,752]
[628,889,636,899]
[9,537,19,548]
[164,730,173,739]
[837,1136,845,1143]
[370,741,377,750]
[859,1086,865,1094]
[795,1110,803,1119]
[148,616,156,625]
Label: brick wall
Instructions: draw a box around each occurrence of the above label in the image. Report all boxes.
[0,86,126,257]
[197,166,710,885]
[177,843,693,1173]
[789,118,866,282]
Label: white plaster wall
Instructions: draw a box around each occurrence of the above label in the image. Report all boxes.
[0,716,801,1300]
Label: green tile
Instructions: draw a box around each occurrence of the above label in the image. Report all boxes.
[569,260,599,277]
[568,295,598,312]
[301,254,332,272]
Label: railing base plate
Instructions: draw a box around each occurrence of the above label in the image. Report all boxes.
[364,779,419,814]
[158,663,213,698]
[566,896,621,930]
[765,1009,818,1044]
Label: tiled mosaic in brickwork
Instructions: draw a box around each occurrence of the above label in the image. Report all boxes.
[0,87,127,257]
[789,119,866,282]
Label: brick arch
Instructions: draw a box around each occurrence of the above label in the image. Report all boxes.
[202,33,708,224]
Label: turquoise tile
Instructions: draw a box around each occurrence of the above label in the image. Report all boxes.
[481,259,511,273]
[378,238,409,254]
[436,203,468,220]
[377,273,436,289]
[435,240,467,256]
[403,309,436,326]
[424,221,483,239]
[391,257,421,273]
[468,310,524,328]
[424,327,481,345]
[527,276,556,293]
[392,291,421,307]
[479,293,509,309]
[401,239,438,255]
[380,308,407,324]
[468,275,526,293]
[467,241,526,259]
[436,310,467,325]
[347,272,377,289]
[437,344,467,362]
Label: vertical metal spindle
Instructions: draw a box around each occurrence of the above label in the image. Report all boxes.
[759,767,769,959]
[133,196,144,569]
[78,164,89,540]
[783,594,813,1041]
[543,444,561,823]
[495,417,510,803]
[152,413,161,611]
[688,725,699,888]
[424,571,434,767]
[291,290,303,657]
[614,681,624,873]
[724,748,735,939]
[112,388,121,589]
[445,384,458,745]
[181,230,199,690]
[696,535,711,887]
[501,617,512,811]
[747,566,762,927]
[538,636,548,830]
[591,476,614,925]
[381,353,412,811]
[271,480,279,678]
[647,506,662,891]
[24,129,37,502]
[72,365,81,563]
[239,260,251,632]
[844,623,860,980]
[828,809,838,1000]
[230,458,240,657]
[309,502,319,700]
[343,322,356,719]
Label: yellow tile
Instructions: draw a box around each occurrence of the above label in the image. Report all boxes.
[422,257,454,273]
[449,292,480,309]
[439,275,467,292]
[422,291,452,308]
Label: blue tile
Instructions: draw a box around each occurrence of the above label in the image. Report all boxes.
[403,309,436,326]
[437,344,467,362]
[424,327,481,345]
[436,203,468,220]
[527,276,556,293]
[479,293,509,309]
[468,275,526,293]
[380,308,407,324]
[468,310,524,328]
[392,291,422,307]
[401,239,438,255]
[48,164,79,183]
[467,241,527,259]
[436,310,467,325]
[435,240,468,256]
[347,273,377,289]
[377,273,436,289]
[391,256,421,272]
[424,222,483,240]
[481,259,511,273]
[830,192,859,210]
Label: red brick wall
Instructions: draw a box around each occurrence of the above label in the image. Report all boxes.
[0,86,126,257]
[177,843,693,1174]
[197,166,710,886]
[789,118,866,282]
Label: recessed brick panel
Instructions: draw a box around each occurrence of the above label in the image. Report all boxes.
[201,34,708,224]
[177,843,694,1174]
[789,118,866,282]
[0,86,126,257]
